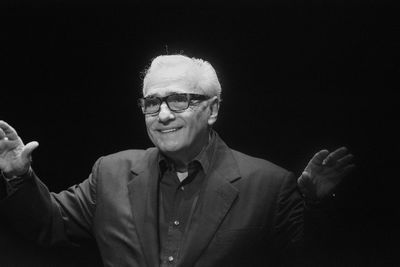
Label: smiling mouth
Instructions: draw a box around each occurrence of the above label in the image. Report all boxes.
[158,127,182,133]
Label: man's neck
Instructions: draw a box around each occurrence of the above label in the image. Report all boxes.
[164,130,212,173]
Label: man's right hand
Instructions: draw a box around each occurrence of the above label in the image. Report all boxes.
[0,121,39,178]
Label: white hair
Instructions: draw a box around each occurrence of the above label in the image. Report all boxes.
[143,54,222,100]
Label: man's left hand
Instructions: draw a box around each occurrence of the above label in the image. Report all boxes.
[297,147,355,200]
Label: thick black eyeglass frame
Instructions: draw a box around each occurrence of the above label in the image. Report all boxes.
[137,93,211,115]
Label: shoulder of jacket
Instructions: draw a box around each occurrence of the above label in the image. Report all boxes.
[96,147,158,169]
[230,149,291,178]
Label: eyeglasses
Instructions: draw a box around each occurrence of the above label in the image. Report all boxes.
[138,93,211,115]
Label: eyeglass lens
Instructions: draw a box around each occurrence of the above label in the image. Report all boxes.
[144,94,189,114]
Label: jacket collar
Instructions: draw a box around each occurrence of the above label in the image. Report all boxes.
[179,132,241,266]
[127,148,160,267]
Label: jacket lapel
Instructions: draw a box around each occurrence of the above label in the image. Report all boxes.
[179,138,241,266]
[127,149,160,267]
[125,135,241,267]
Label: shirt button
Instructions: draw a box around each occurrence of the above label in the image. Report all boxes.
[174,220,180,226]
[168,256,174,262]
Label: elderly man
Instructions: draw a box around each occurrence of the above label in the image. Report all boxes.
[0,55,354,266]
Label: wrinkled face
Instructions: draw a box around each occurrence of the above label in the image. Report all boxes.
[143,68,217,163]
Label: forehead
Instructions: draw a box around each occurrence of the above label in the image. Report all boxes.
[144,81,203,97]
[143,64,205,97]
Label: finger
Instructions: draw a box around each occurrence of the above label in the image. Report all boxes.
[297,171,315,196]
[0,121,19,140]
[21,141,39,161]
[0,128,6,139]
[298,171,311,185]
[325,164,356,189]
[0,139,19,151]
[297,172,308,191]
[323,147,348,166]
[305,149,330,171]
[336,154,354,169]
[341,164,356,176]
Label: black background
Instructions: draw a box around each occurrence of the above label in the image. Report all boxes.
[0,1,398,266]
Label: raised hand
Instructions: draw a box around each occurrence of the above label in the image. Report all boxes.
[0,120,39,177]
[297,147,355,200]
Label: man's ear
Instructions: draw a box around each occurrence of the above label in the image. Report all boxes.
[207,97,220,126]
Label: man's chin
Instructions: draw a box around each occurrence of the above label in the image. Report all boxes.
[157,144,183,155]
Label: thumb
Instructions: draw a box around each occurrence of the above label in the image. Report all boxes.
[297,171,313,196]
[297,171,311,187]
[21,141,39,162]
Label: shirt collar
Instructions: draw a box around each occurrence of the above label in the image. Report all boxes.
[158,130,217,175]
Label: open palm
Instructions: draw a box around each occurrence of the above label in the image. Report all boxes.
[297,147,355,200]
[0,121,38,177]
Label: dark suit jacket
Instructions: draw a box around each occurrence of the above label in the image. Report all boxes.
[0,134,304,267]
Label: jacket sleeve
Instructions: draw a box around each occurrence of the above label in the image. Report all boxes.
[0,157,102,247]
[270,171,337,266]
[269,171,305,263]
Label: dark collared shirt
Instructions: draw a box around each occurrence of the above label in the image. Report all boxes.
[158,131,216,266]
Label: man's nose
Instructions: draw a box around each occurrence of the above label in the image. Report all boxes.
[158,102,175,123]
